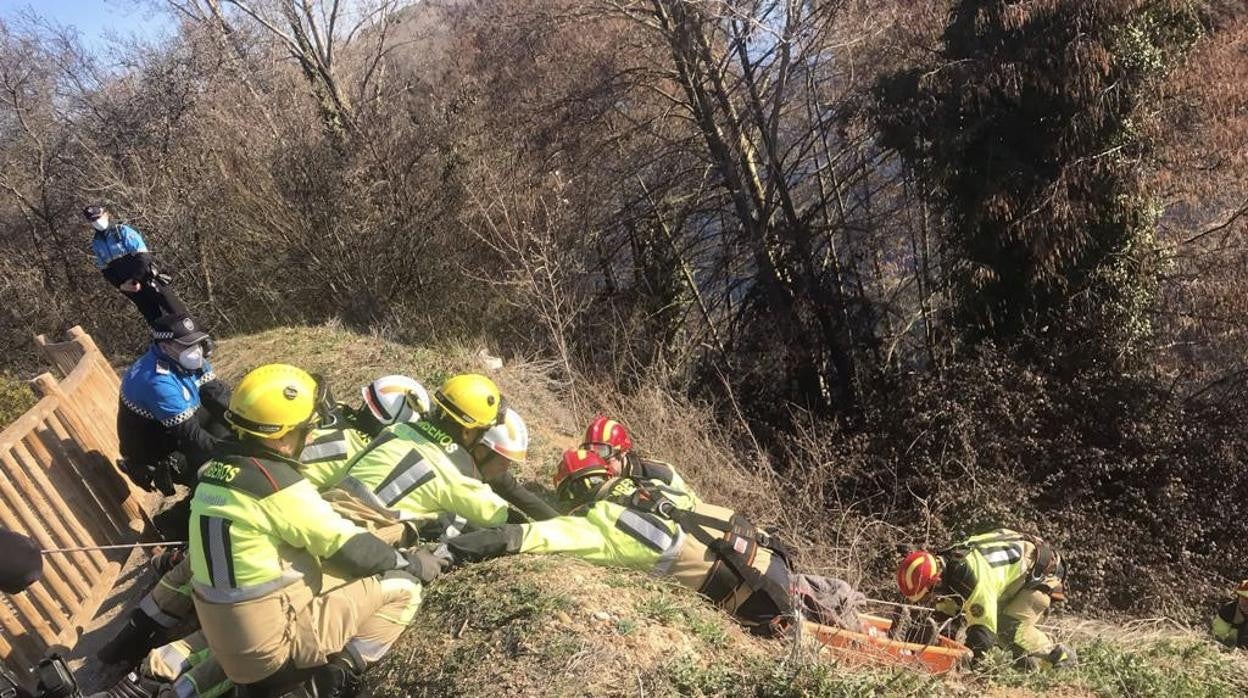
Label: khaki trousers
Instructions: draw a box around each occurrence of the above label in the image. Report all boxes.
[193,571,421,686]
[141,558,197,631]
[137,494,411,632]
[999,588,1055,656]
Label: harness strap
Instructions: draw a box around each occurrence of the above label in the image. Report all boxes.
[670,508,793,617]
[627,484,789,558]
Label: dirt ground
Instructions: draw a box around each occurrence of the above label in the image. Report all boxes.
[62,489,183,695]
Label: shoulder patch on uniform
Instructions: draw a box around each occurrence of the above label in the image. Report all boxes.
[968,603,984,619]
[203,455,304,498]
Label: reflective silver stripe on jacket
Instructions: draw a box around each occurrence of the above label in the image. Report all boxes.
[616,510,676,553]
[335,477,408,520]
[139,595,184,628]
[652,527,687,576]
[202,517,234,590]
[374,452,435,507]
[191,571,303,604]
[302,437,349,464]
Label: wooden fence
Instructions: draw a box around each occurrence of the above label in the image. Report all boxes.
[0,326,146,673]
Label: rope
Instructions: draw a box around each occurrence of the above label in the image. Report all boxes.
[41,541,187,555]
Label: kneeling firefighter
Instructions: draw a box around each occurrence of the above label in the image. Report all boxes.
[446,449,797,635]
[1211,580,1248,649]
[897,529,1074,669]
[189,365,431,698]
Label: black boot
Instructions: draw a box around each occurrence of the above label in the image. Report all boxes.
[309,654,361,698]
[97,610,163,666]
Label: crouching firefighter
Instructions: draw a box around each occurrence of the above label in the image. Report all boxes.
[95,374,433,672]
[1211,580,1248,649]
[447,449,797,635]
[897,529,1074,669]
[189,364,429,698]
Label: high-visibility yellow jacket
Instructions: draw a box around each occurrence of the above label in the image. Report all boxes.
[189,446,401,604]
[300,425,372,490]
[1212,601,1248,648]
[517,478,788,631]
[932,529,1063,654]
[334,422,511,528]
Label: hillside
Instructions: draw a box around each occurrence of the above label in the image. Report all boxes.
[207,326,1248,697]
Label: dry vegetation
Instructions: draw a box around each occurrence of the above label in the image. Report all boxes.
[215,325,1248,697]
[2,0,1248,638]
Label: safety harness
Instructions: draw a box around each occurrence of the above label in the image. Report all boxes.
[939,530,1066,601]
[621,481,794,627]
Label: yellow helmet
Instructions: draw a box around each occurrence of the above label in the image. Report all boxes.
[226,364,323,439]
[432,373,503,429]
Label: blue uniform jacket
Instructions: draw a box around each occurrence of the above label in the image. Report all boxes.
[91,224,148,269]
[118,345,230,471]
[121,345,215,428]
[92,223,156,287]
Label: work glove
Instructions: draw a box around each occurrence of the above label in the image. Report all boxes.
[445,524,524,564]
[402,544,452,583]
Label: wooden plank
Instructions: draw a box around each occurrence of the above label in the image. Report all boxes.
[0,393,57,452]
[0,590,41,669]
[28,419,127,543]
[5,585,58,648]
[0,632,29,676]
[23,580,73,637]
[43,409,133,534]
[6,442,110,577]
[0,488,78,620]
[0,452,94,601]
[48,371,146,530]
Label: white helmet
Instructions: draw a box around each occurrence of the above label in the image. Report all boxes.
[362,375,431,425]
[480,407,528,463]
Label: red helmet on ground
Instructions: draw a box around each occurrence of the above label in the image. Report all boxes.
[897,550,941,602]
[582,415,633,460]
[553,448,618,503]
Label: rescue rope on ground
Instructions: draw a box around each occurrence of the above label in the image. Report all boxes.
[41,541,186,555]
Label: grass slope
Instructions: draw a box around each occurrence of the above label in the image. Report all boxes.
[211,325,1248,697]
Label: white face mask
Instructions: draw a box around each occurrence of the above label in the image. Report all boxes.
[176,344,205,371]
[91,215,110,232]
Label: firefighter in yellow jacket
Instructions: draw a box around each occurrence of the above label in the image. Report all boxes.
[445,449,794,635]
[331,374,535,533]
[96,376,433,671]
[897,529,1074,669]
[188,365,433,698]
[1211,580,1248,649]
[94,375,442,698]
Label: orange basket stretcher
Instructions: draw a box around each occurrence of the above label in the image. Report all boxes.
[802,613,972,674]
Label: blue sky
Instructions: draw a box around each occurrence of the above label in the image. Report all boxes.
[0,0,175,50]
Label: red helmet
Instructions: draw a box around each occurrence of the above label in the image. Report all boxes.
[583,415,633,460]
[553,448,618,503]
[897,550,941,602]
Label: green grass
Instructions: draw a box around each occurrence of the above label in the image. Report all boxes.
[0,372,35,429]
[974,637,1248,697]
[225,327,1248,697]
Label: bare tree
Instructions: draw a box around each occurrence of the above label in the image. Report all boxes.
[166,0,407,141]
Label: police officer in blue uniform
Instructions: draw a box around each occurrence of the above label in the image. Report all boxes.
[85,204,187,327]
[118,313,230,510]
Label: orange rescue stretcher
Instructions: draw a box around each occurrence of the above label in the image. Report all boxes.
[802,614,972,674]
